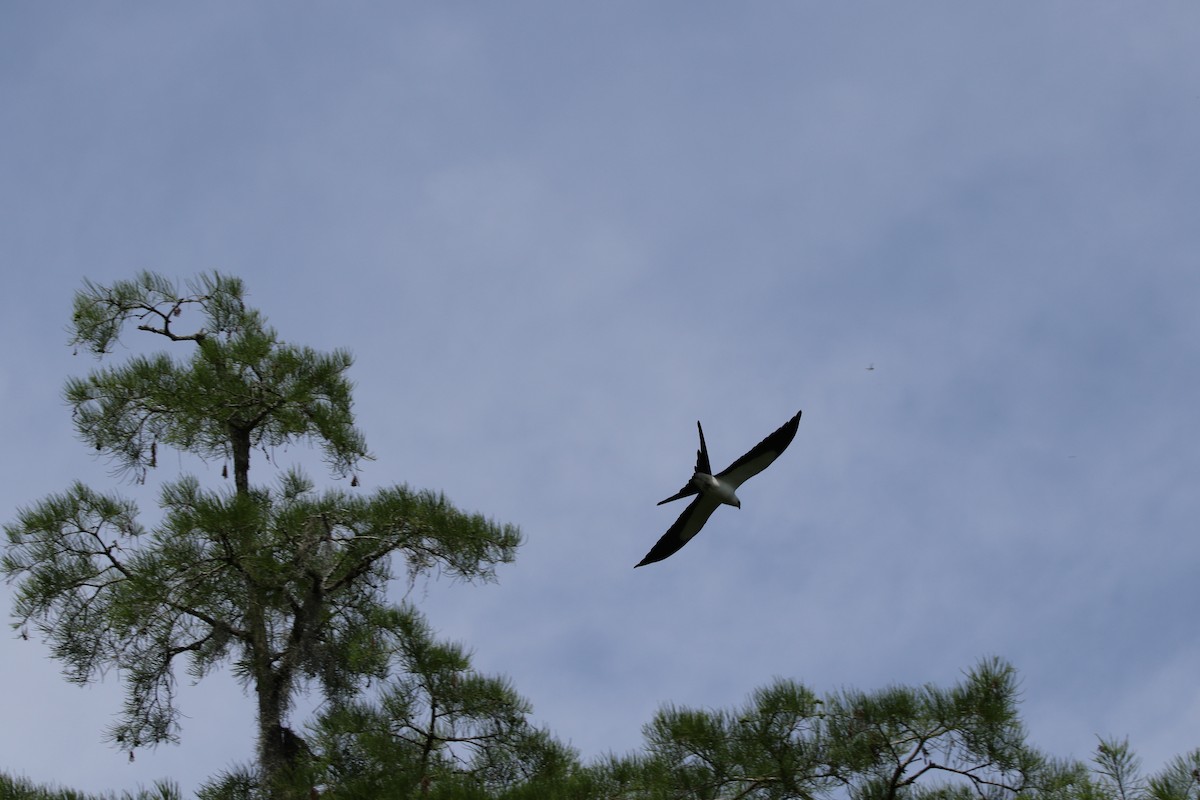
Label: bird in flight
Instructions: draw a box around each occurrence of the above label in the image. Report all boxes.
[635,410,802,567]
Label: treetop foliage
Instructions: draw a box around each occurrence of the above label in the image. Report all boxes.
[67,271,367,484]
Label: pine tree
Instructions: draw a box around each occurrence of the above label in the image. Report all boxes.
[593,657,1073,800]
[306,605,579,799]
[3,272,521,799]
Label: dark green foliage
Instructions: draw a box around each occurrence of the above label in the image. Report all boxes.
[4,273,522,799]
[1146,749,1200,800]
[4,667,1199,799]
[1094,738,1146,800]
[821,657,1044,800]
[195,765,266,800]
[0,772,179,800]
[595,663,1195,800]
[65,272,366,487]
[596,657,1068,800]
[307,606,580,799]
[634,678,826,799]
[1083,738,1200,800]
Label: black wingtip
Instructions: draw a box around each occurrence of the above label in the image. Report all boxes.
[782,409,802,435]
[780,409,802,444]
[694,420,712,475]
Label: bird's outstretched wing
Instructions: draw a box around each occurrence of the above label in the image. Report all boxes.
[656,420,713,505]
[715,410,802,489]
[635,492,722,567]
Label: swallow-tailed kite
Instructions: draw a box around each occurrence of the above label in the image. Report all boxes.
[635,410,802,567]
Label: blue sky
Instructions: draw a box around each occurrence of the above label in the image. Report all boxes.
[3,3,1200,795]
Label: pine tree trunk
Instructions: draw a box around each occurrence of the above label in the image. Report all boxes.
[251,602,307,799]
[232,422,304,797]
[256,675,288,796]
[230,423,251,496]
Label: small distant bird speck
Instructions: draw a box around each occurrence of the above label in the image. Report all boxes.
[636,410,802,567]
[866,364,875,371]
